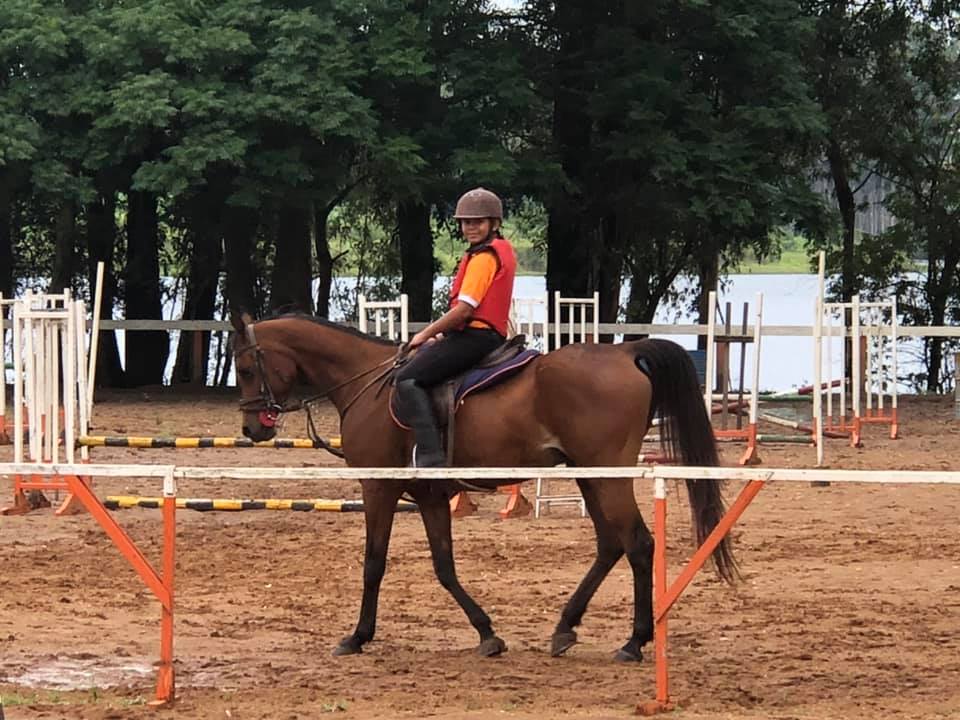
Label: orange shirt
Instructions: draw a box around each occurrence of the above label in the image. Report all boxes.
[454,250,499,329]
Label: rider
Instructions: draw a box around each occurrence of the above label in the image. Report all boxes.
[395,187,517,467]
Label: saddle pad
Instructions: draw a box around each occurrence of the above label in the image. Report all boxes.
[454,349,540,404]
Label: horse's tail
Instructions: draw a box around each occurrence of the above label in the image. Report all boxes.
[633,339,738,583]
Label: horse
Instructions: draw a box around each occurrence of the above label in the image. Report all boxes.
[230,311,735,661]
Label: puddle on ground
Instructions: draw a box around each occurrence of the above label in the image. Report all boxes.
[4,656,153,690]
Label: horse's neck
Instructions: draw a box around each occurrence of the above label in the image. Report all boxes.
[276,320,395,413]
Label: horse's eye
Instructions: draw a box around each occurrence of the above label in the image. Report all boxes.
[238,368,254,380]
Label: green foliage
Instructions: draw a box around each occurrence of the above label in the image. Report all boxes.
[2,0,960,391]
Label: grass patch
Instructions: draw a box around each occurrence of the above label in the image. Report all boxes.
[319,699,349,712]
[734,249,812,274]
[0,687,146,709]
[1,689,70,706]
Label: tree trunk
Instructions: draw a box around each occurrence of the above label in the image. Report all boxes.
[172,200,224,385]
[398,199,434,321]
[223,206,261,317]
[86,188,125,387]
[597,213,623,343]
[623,259,657,334]
[314,202,334,318]
[50,202,76,294]
[546,0,595,341]
[826,138,857,302]
[925,237,958,393]
[124,190,168,387]
[546,204,591,342]
[697,253,720,351]
[0,187,13,389]
[270,205,313,313]
[0,185,13,300]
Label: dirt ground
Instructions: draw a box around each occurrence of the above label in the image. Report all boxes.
[1,389,959,719]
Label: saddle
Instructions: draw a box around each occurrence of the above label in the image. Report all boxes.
[390,335,540,463]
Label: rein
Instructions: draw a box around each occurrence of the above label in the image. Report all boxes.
[236,323,405,458]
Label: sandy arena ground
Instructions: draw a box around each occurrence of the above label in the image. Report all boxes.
[1,389,959,719]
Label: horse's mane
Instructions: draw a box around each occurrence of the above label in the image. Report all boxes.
[262,311,399,347]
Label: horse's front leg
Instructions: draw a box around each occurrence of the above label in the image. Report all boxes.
[551,478,624,656]
[333,480,405,656]
[413,484,506,657]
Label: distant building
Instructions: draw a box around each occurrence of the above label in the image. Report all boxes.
[812,170,896,236]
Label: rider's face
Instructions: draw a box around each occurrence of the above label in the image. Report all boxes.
[460,218,497,245]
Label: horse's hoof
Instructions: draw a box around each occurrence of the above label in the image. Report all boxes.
[332,636,362,656]
[614,647,643,662]
[476,636,507,657]
[550,630,577,657]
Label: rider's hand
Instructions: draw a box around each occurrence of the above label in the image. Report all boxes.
[408,330,433,348]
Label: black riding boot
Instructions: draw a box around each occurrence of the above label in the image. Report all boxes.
[396,378,447,467]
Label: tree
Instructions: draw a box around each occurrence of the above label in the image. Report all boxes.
[872,13,960,391]
[361,0,533,320]
[803,0,918,301]
[526,0,824,332]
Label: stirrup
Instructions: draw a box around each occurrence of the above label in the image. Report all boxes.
[412,444,447,468]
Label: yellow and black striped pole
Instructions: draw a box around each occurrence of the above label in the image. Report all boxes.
[79,435,342,450]
[104,496,418,513]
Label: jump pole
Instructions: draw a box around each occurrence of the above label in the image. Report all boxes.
[814,252,825,466]
[955,351,960,420]
[78,435,342,450]
[87,261,104,417]
[104,495,419,512]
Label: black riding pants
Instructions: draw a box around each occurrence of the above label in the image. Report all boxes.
[396,328,504,388]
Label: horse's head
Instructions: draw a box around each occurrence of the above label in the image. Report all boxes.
[230,311,299,442]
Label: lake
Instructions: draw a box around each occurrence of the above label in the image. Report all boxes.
[112,273,918,393]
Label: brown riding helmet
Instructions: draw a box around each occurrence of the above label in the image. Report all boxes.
[453,187,503,220]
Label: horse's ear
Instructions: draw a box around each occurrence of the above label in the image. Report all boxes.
[229,308,253,334]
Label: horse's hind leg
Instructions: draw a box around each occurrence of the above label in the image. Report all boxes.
[615,499,654,662]
[333,480,405,656]
[412,484,506,657]
[551,478,625,656]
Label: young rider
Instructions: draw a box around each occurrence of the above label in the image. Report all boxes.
[394,187,517,467]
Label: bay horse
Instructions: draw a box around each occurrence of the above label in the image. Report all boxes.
[230,311,735,661]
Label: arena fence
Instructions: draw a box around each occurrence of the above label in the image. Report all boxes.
[3,461,960,711]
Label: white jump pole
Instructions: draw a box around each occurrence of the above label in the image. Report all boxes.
[890,295,898,419]
[399,293,409,342]
[50,317,60,463]
[749,293,763,429]
[852,294,862,445]
[814,252,825,466]
[64,303,76,465]
[13,302,23,464]
[553,291,561,351]
[86,261,104,418]
[704,290,717,415]
[591,291,599,342]
[0,291,5,422]
[74,300,90,461]
[825,303,834,424]
[25,310,40,462]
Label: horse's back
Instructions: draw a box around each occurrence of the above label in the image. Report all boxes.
[454,341,653,466]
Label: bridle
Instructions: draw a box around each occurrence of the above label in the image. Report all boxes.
[234,322,404,457]
[233,324,288,427]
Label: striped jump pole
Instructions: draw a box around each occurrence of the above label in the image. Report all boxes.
[104,495,418,513]
[79,435,342,450]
